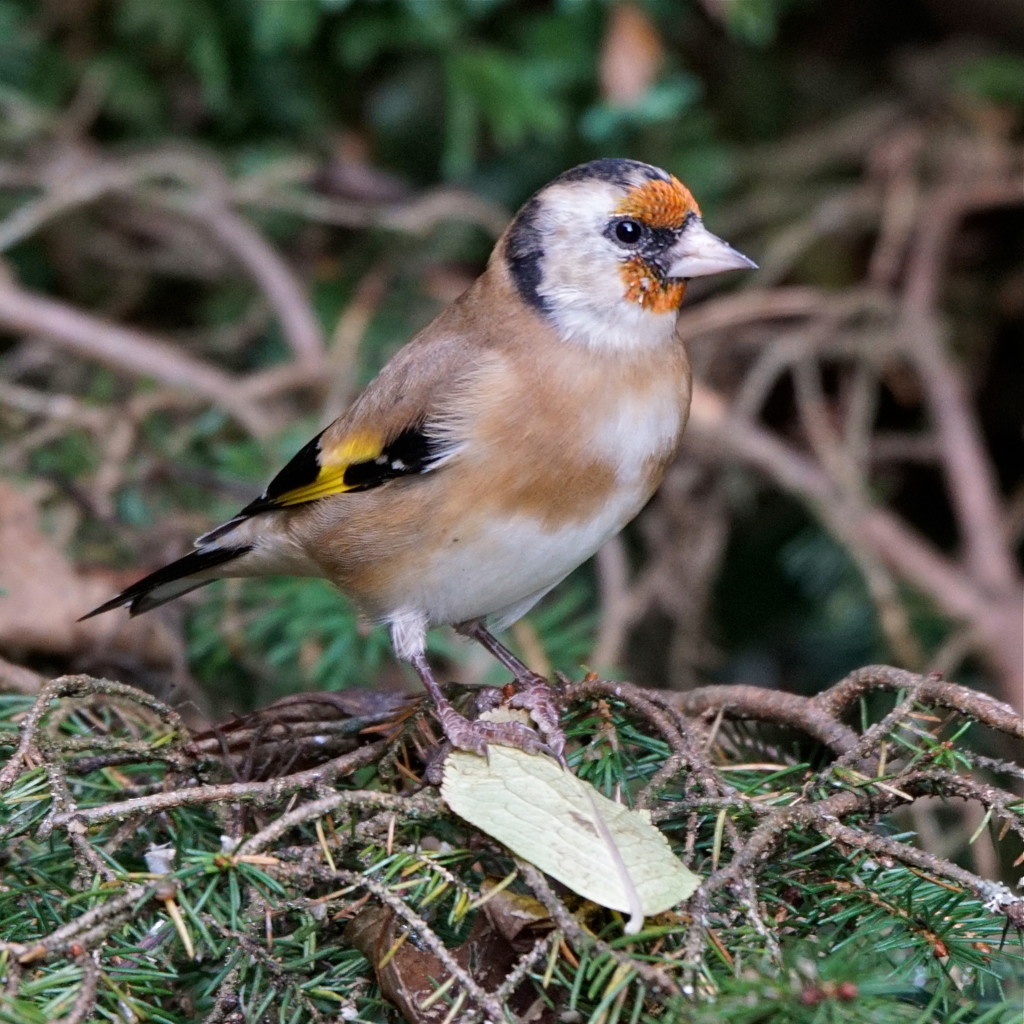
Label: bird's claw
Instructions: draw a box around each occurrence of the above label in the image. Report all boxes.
[507,673,567,764]
[438,708,556,761]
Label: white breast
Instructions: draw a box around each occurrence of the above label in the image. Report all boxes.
[401,387,683,631]
[591,386,684,484]
[401,501,638,632]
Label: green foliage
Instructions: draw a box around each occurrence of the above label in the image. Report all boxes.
[1,682,1021,1023]
[781,527,881,680]
[956,53,1024,108]
[186,577,393,704]
[670,947,1023,1024]
[713,496,884,691]
[0,0,782,195]
[185,574,597,710]
[443,46,565,178]
[721,0,795,47]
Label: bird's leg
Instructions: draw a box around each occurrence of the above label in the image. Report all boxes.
[407,651,554,760]
[455,620,566,762]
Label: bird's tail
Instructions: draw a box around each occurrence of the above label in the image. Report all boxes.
[80,544,253,620]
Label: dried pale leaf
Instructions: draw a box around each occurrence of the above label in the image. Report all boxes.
[442,745,699,933]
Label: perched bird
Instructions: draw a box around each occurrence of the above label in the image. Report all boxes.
[83,158,755,759]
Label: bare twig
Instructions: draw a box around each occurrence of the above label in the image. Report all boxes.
[667,684,861,756]
[0,883,151,964]
[2,664,1020,1020]
[171,194,326,373]
[0,674,189,792]
[0,272,269,436]
[686,386,1024,710]
[900,176,1023,598]
[816,665,1023,737]
[822,820,1020,923]
[48,742,392,829]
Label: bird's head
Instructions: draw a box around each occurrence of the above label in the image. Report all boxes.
[501,158,755,351]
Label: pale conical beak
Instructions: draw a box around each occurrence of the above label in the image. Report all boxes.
[666,217,757,279]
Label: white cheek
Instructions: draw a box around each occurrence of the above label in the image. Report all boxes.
[547,296,678,352]
[537,256,679,352]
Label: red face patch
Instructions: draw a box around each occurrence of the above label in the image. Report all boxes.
[620,257,686,313]
[614,175,700,230]
[614,175,697,311]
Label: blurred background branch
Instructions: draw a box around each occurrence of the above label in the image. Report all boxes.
[0,0,1020,713]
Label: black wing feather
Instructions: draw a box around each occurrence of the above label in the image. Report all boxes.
[80,544,252,619]
[236,422,443,518]
[339,425,439,492]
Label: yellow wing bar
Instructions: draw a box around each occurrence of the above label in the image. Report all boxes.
[270,433,384,506]
[239,424,441,516]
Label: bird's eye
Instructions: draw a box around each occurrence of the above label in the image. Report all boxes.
[613,219,644,246]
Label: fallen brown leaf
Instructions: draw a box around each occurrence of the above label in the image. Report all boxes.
[0,481,178,680]
[346,901,556,1023]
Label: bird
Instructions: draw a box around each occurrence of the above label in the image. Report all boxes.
[82,158,755,760]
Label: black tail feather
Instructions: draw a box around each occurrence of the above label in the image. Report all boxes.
[80,545,253,620]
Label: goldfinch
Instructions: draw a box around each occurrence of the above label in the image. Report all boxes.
[83,158,755,758]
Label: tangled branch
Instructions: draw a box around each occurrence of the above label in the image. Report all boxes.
[1,665,1020,1022]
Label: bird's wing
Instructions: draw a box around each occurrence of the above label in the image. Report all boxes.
[235,418,451,515]
[198,326,489,542]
